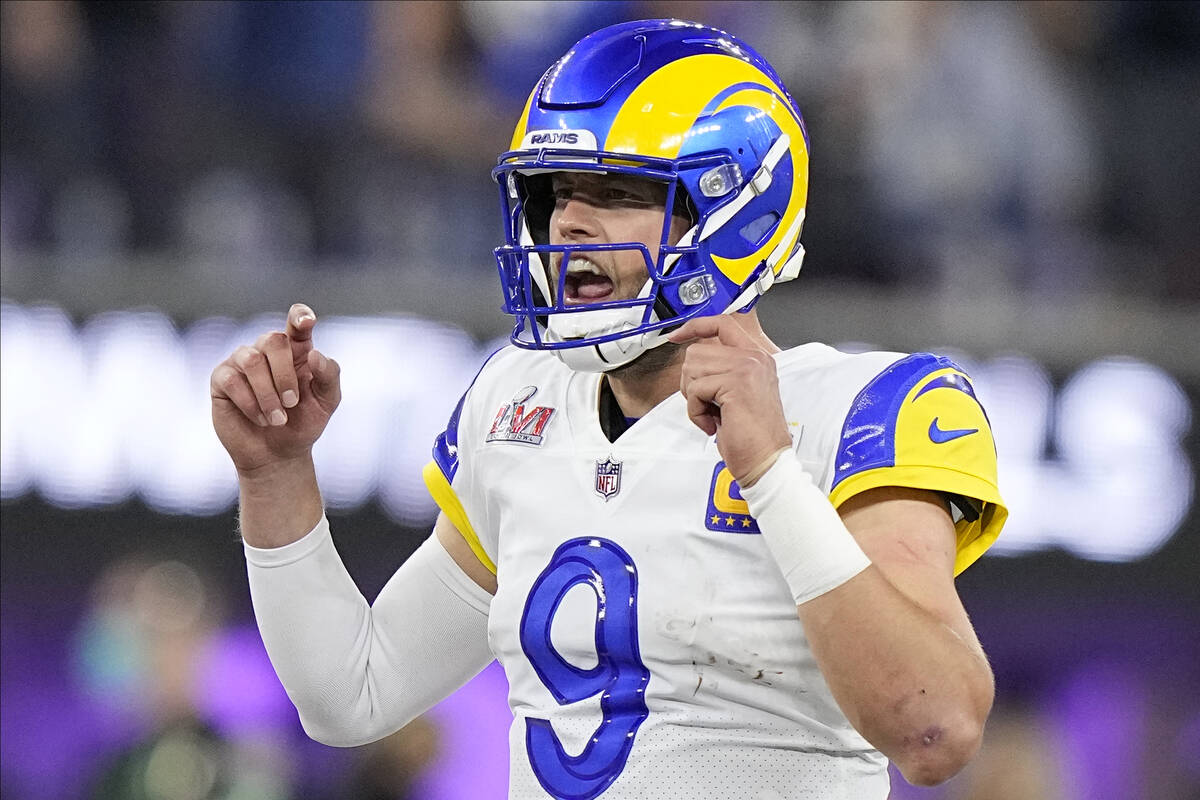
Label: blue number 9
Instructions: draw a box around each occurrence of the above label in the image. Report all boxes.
[519,537,650,800]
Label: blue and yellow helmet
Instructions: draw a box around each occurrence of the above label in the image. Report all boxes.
[493,19,810,372]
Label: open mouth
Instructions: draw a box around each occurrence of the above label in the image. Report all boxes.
[562,260,614,304]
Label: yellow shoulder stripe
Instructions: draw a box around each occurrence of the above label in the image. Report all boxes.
[421,460,497,576]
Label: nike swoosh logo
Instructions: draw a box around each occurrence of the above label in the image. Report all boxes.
[928,418,978,443]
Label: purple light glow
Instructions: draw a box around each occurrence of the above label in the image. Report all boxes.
[1,625,143,800]
[886,764,951,799]
[1179,712,1200,779]
[1053,662,1146,800]
[411,660,512,798]
[193,624,296,735]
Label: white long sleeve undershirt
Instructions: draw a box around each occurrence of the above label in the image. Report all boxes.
[244,516,495,747]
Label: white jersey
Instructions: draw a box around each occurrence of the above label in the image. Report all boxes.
[423,344,1005,800]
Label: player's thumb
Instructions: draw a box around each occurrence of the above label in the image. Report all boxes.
[307,349,342,409]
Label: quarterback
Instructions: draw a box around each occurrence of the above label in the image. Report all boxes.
[212,20,1007,799]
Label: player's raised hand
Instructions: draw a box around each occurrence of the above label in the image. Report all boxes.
[210,303,342,474]
[668,315,792,487]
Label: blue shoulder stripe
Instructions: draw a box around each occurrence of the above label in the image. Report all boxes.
[832,353,965,491]
[432,346,506,483]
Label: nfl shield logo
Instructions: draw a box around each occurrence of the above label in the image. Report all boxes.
[594,457,622,501]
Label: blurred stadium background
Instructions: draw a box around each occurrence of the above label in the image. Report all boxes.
[1,2,1198,798]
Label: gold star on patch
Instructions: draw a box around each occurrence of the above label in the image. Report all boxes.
[742,518,752,528]
[725,516,735,526]
[710,514,721,525]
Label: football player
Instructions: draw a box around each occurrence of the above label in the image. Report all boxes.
[212,19,1006,799]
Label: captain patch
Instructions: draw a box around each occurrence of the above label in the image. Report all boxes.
[705,462,760,533]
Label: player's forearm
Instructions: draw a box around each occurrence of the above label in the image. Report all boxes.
[797,569,993,786]
[739,452,990,784]
[237,454,325,548]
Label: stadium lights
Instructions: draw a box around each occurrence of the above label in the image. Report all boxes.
[0,300,1192,563]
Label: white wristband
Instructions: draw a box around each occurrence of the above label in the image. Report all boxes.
[739,449,871,605]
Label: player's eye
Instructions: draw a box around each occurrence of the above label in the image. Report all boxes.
[606,186,658,206]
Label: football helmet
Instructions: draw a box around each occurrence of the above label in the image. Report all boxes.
[493,19,810,372]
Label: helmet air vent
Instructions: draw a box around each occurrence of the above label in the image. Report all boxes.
[540,33,646,109]
[739,212,780,246]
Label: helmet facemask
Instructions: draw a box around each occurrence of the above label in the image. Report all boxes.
[495,153,717,372]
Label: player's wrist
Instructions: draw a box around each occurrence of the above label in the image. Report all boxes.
[236,454,325,549]
[736,445,792,490]
[236,452,316,488]
[739,449,871,605]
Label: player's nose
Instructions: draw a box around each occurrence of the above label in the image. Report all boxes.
[551,195,602,243]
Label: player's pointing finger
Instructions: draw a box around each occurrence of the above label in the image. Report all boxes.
[285,303,317,369]
[286,303,317,342]
[667,316,720,344]
[668,315,755,347]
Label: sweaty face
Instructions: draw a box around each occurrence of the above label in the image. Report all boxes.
[547,172,692,306]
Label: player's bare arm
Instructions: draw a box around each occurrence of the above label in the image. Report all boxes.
[210,303,341,547]
[436,512,498,594]
[826,487,992,785]
[670,314,992,786]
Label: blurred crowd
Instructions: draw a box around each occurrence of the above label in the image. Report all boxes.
[11,545,1193,799]
[66,553,445,800]
[2,0,1198,301]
